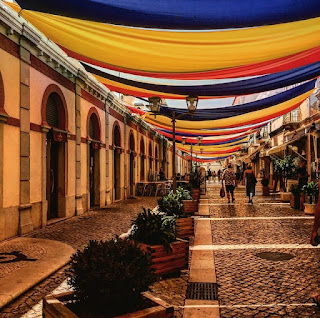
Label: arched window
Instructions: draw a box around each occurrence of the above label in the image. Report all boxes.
[114,124,121,147]
[46,93,60,128]
[0,71,5,112]
[87,110,101,141]
[42,85,67,131]
[129,132,135,151]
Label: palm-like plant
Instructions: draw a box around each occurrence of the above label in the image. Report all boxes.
[302,181,318,204]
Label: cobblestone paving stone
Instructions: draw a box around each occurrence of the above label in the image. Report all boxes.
[207,185,320,317]
[0,242,46,278]
[0,197,188,318]
[209,204,302,218]
[211,219,314,245]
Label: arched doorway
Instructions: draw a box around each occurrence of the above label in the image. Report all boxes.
[88,110,100,207]
[129,133,135,197]
[113,124,121,200]
[140,138,145,180]
[148,142,153,180]
[43,88,66,220]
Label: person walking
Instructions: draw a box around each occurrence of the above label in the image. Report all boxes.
[222,164,236,204]
[213,171,217,182]
[217,169,221,182]
[243,165,257,204]
[297,160,309,211]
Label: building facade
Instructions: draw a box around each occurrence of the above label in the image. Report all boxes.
[0,5,188,241]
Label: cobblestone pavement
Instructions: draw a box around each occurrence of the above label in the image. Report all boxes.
[0,196,182,318]
[207,185,320,317]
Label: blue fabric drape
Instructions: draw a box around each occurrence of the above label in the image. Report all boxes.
[16,0,320,29]
[158,80,316,120]
[84,62,320,97]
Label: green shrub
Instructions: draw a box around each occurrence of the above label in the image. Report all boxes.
[302,181,318,204]
[67,238,156,315]
[157,187,191,217]
[130,208,176,248]
[158,191,184,216]
[176,186,192,200]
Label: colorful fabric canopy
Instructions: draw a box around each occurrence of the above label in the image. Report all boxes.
[7,4,320,74]
[15,0,320,30]
[177,146,241,155]
[155,130,252,144]
[64,45,320,80]
[157,81,316,120]
[154,123,267,137]
[186,155,231,162]
[86,62,320,98]
[145,88,315,129]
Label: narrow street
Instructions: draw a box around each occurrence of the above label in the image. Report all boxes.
[205,184,320,317]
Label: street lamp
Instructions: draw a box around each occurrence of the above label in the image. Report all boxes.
[148,96,161,117]
[186,95,199,115]
[147,96,199,193]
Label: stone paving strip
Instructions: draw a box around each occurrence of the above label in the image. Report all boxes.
[183,218,220,318]
[192,244,320,251]
[0,238,74,310]
[196,216,314,220]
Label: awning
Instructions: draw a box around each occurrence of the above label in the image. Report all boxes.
[246,145,264,160]
[266,137,301,156]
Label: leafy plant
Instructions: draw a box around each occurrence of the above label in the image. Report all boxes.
[189,168,202,189]
[67,238,156,315]
[176,186,192,200]
[130,208,176,248]
[290,184,301,197]
[261,178,269,187]
[273,155,297,191]
[158,191,184,216]
[302,181,318,204]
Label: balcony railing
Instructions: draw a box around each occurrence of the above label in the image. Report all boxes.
[283,110,301,124]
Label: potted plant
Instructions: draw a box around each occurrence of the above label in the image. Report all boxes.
[261,178,270,196]
[43,238,174,318]
[302,181,319,215]
[290,184,301,210]
[189,168,201,201]
[158,188,195,239]
[130,209,189,276]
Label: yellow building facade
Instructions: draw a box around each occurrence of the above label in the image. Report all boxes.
[0,7,188,241]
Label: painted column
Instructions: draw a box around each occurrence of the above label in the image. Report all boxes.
[18,36,33,234]
[105,100,111,205]
[123,115,128,199]
[75,78,84,215]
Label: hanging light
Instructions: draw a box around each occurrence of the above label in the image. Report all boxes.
[186,95,199,115]
[197,136,203,146]
[181,136,186,145]
[148,96,161,114]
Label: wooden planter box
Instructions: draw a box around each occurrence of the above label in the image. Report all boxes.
[191,189,200,202]
[182,200,198,214]
[176,217,194,239]
[290,194,300,210]
[280,192,291,202]
[43,291,174,318]
[262,186,270,196]
[137,240,189,276]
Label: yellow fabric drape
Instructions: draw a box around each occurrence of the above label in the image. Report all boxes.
[176,139,248,151]
[8,3,320,73]
[145,90,314,129]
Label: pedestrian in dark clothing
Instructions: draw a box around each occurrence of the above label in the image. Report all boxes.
[297,160,309,211]
[243,165,256,204]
